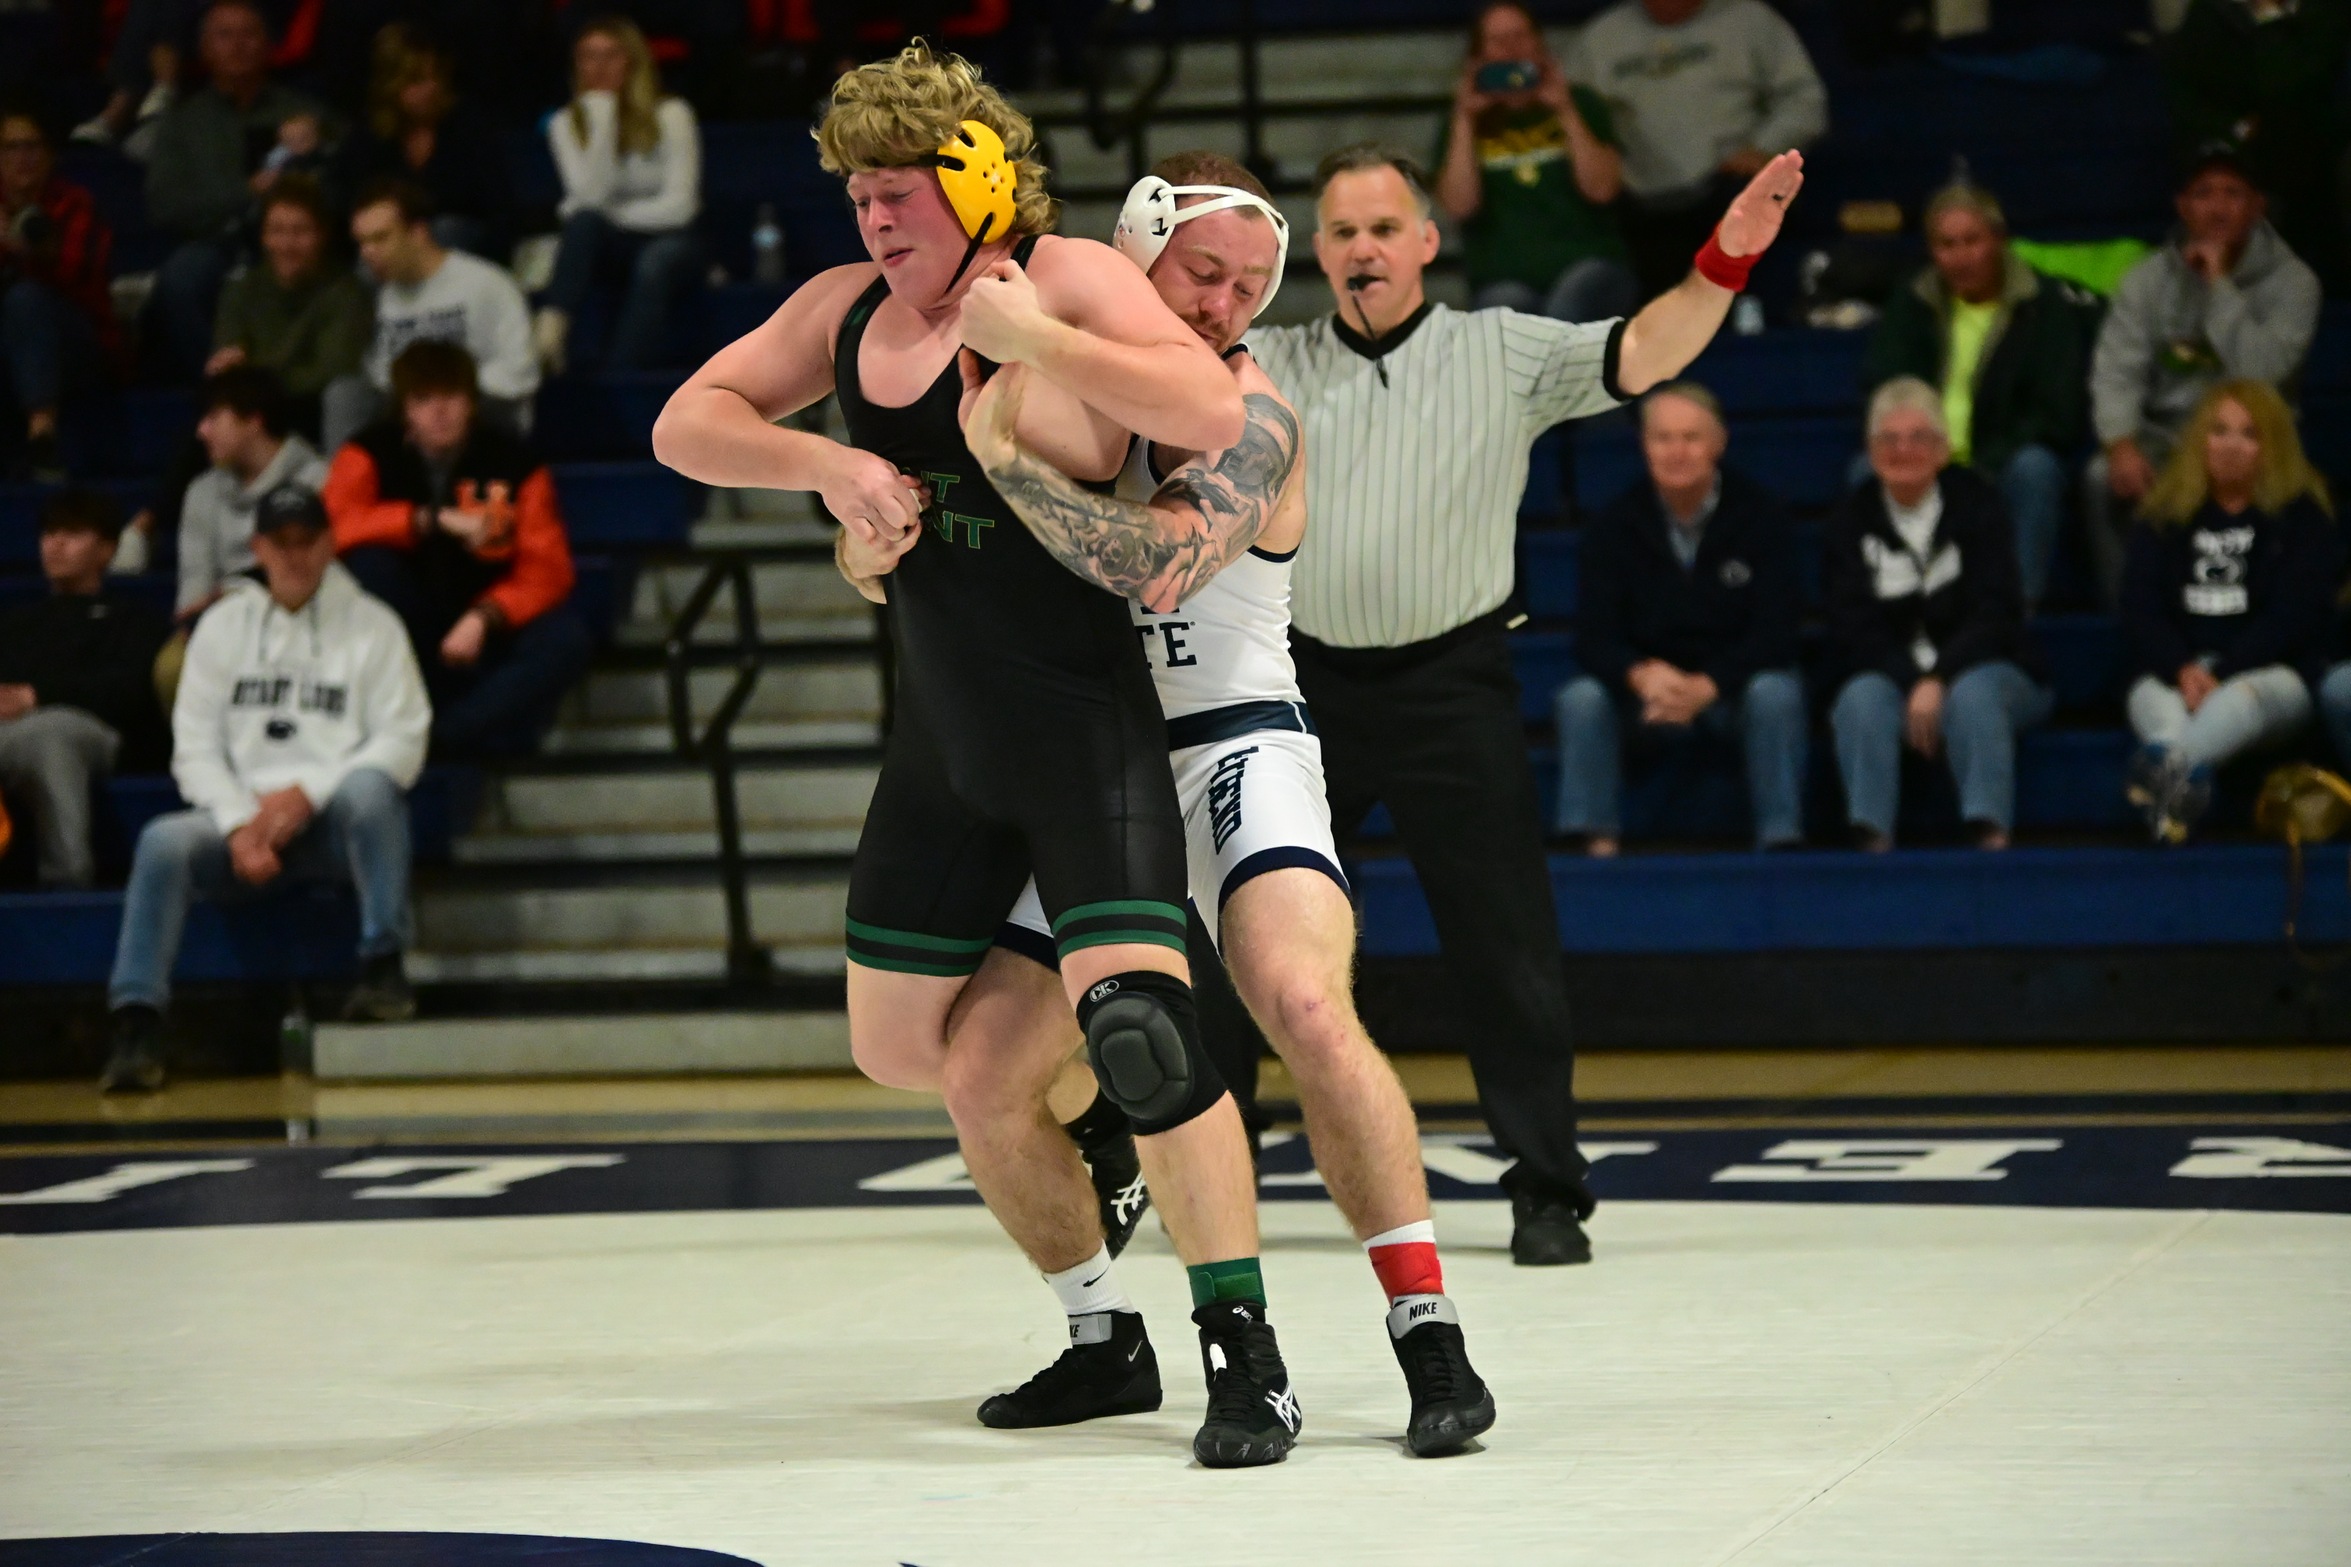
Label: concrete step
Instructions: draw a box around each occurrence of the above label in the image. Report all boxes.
[562,660,881,730]
[452,825,863,864]
[482,760,877,836]
[412,872,848,961]
[615,557,873,646]
[538,716,881,756]
[311,1009,854,1081]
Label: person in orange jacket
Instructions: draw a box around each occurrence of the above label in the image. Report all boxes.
[324,339,591,757]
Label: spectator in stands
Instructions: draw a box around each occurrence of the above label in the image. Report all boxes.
[335,23,513,261]
[1553,382,1806,853]
[179,367,329,623]
[533,16,704,375]
[144,0,337,381]
[2164,0,2350,292]
[1827,377,2049,851]
[101,484,428,1093]
[0,491,168,889]
[1566,0,1827,299]
[326,178,538,451]
[1436,2,1636,324]
[2088,147,2323,604]
[71,0,203,151]
[1863,181,2087,610]
[326,341,590,759]
[0,109,118,482]
[208,177,373,438]
[2125,379,2338,842]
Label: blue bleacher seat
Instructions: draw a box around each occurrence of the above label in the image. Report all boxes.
[1352,843,2350,957]
[0,886,363,987]
[569,555,630,645]
[96,768,477,874]
[552,463,694,549]
[1680,330,1869,418]
[2034,614,2127,714]
[1509,630,1578,724]
[118,388,197,478]
[1519,531,1578,619]
[533,373,683,462]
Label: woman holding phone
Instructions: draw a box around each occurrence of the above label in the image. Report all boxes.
[1435,1,1636,324]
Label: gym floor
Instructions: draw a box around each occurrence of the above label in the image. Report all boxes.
[4,1047,2348,1566]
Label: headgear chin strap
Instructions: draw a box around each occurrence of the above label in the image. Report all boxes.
[1112,176,1291,309]
[929,119,1018,288]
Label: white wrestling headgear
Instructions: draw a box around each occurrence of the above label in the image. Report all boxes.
[1112,176,1292,308]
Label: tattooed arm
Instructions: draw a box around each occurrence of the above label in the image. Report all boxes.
[962,357,1302,615]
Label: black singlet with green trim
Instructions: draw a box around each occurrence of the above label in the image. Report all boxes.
[832,236,1191,975]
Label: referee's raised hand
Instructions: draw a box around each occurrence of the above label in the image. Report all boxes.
[1716,150,1806,259]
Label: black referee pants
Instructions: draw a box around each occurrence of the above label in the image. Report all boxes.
[1198,610,1593,1215]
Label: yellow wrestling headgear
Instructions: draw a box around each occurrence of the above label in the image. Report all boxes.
[931,120,1017,244]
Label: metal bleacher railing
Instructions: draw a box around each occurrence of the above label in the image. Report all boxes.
[653,533,877,988]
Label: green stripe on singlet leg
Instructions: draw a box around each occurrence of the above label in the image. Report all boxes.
[843,919,996,954]
[1055,928,1187,958]
[1048,899,1188,936]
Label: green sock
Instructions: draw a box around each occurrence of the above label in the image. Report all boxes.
[1187,1257,1266,1310]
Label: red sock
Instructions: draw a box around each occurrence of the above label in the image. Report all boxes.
[1365,1220,1444,1301]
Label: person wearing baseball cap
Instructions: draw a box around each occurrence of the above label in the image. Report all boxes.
[2085,141,2324,604]
[100,478,431,1094]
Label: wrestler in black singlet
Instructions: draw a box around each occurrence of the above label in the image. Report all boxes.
[835,237,1191,974]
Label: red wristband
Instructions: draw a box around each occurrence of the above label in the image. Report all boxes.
[1694,229,1755,292]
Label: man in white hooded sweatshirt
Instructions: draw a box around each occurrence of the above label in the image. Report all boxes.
[101,485,432,1094]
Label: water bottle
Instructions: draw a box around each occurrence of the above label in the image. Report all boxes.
[1731,295,1765,336]
[278,992,313,1075]
[751,203,786,285]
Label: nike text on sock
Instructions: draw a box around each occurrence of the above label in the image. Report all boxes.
[1364,1218,1444,1302]
[1186,1256,1267,1310]
[1386,1292,1459,1339]
[1045,1243,1135,1319]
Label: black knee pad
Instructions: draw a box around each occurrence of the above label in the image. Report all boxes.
[1075,970,1227,1136]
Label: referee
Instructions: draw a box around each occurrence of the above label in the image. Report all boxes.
[1242,142,1804,1264]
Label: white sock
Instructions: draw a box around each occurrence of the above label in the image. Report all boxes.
[1044,1244,1134,1329]
[1361,1218,1437,1254]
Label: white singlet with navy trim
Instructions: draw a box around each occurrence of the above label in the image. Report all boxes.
[1119,433,1305,718]
[999,397,1344,954]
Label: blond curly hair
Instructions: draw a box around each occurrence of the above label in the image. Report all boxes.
[815,43,1056,238]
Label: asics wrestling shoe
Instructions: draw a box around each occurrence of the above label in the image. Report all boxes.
[977,1310,1162,1429]
[1388,1295,1497,1456]
[1191,1300,1301,1468]
[1085,1128,1151,1258]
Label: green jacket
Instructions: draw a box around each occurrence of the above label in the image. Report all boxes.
[212,263,373,399]
[1862,250,2090,477]
[145,82,330,241]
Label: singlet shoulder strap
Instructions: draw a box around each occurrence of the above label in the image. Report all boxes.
[834,273,893,411]
[1013,232,1043,266]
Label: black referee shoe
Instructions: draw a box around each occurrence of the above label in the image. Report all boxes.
[1388,1296,1496,1456]
[1192,1300,1301,1468]
[977,1310,1162,1429]
[1510,1186,1594,1266]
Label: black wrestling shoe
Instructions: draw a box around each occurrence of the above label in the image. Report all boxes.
[1191,1300,1301,1468]
[343,951,416,1022]
[977,1310,1162,1429]
[1388,1296,1496,1456]
[1087,1131,1151,1258]
[99,1005,167,1095]
[1510,1186,1594,1266]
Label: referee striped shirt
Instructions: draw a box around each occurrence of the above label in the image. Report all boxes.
[1248,303,1627,649]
